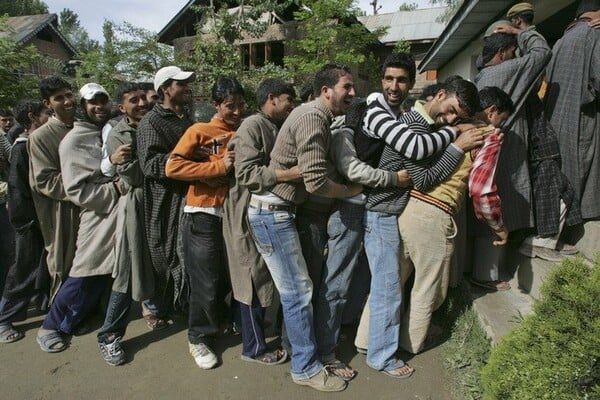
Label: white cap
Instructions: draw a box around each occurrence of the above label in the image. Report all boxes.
[79,83,109,100]
[154,66,194,91]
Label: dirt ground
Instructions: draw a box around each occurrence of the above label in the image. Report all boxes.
[0,304,452,400]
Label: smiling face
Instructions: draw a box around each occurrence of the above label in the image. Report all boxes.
[429,90,471,127]
[83,94,111,126]
[214,94,246,128]
[323,74,356,116]
[381,67,414,110]
[271,93,295,123]
[44,88,75,124]
[119,89,148,124]
[163,79,192,107]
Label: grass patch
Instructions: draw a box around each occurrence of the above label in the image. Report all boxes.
[433,282,491,400]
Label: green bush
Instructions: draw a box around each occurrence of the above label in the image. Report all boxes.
[481,258,600,399]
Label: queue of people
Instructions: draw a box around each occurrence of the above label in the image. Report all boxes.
[0,1,598,392]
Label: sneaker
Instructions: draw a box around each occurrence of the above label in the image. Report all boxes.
[519,243,564,262]
[99,336,126,366]
[189,342,218,369]
[293,367,347,392]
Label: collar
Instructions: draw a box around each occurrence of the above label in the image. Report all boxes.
[414,100,435,124]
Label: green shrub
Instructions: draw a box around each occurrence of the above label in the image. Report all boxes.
[481,258,600,399]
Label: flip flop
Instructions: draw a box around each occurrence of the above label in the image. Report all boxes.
[241,349,288,365]
[382,359,414,379]
[142,313,169,331]
[37,330,67,353]
[469,278,511,291]
[324,359,357,381]
[0,324,24,343]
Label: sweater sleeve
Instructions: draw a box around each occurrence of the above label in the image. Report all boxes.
[405,144,464,192]
[330,127,397,188]
[362,98,457,160]
[165,124,227,181]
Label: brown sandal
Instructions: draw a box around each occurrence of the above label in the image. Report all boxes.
[142,314,169,331]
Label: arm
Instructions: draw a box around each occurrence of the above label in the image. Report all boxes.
[362,98,457,160]
[469,134,507,244]
[100,124,116,177]
[296,113,361,198]
[233,119,277,193]
[106,130,143,188]
[27,133,67,201]
[330,127,398,188]
[405,144,464,192]
[137,116,173,180]
[165,125,228,181]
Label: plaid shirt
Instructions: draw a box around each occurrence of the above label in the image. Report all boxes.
[469,133,504,233]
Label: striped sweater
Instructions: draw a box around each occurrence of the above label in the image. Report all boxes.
[366,106,464,214]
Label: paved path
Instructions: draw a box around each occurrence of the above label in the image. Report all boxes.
[0,305,451,400]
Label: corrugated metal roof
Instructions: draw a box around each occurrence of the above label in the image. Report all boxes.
[358,7,448,43]
[0,14,77,56]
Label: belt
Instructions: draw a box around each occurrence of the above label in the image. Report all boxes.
[249,197,296,213]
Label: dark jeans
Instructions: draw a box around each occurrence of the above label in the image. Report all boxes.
[239,292,267,358]
[0,205,15,293]
[43,275,110,334]
[295,206,329,302]
[182,212,230,345]
[0,222,49,325]
[98,290,132,343]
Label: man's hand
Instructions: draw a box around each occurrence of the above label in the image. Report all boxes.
[588,18,600,29]
[223,151,235,172]
[276,165,303,183]
[493,227,509,246]
[454,127,486,151]
[396,169,412,188]
[110,144,132,165]
[494,24,521,35]
[191,146,211,162]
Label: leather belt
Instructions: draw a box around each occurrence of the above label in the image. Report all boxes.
[249,197,296,213]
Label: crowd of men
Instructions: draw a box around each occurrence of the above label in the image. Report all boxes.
[0,0,598,392]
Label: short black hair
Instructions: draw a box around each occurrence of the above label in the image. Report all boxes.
[139,82,155,92]
[256,78,296,107]
[313,64,352,96]
[39,76,72,101]
[513,11,534,24]
[0,108,13,117]
[441,77,481,117]
[211,76,245,104]
[479,86,514,114]
[114,82,142,104]
[14,99,46,129]
[481,33,518,65]
[419,83,443,100]
[299,83,314,103]
[381,53,416,82]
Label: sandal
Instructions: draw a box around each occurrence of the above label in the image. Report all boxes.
[143,313,169,331]
[241,349,288,365]
[37,330,67,353]
[0,324,24,343]
[382,359,415,379]
[324,359,357,381]
[469,278,511,291]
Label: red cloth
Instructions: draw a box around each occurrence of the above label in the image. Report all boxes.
[469,133,504,233]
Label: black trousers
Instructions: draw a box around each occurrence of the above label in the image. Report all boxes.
[182,212,230,345]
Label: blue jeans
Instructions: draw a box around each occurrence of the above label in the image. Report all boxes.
[363,210,402,371]
[314,201,364,360]
[247,206,322,380]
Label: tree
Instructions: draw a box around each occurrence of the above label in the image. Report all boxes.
[76,21,173,93]
[0,0,48,16]
[399,3,418,11]
[0,17,44,107]
[284,0,385,82]
[59,8,99,53]
[393,39,411,54]
[429,0,463,22]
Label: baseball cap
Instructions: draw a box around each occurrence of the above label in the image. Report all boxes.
[154,66,194,91]
[507,2,534,18]
[79,83,109,100]
[484,20,513,38]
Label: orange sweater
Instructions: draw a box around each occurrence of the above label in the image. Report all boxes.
[165,117,235,208]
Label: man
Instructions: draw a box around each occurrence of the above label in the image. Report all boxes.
[0,109,15,134]
[0,100,52,343]
[223,78,299,366]
[105,82,163,331]
[140,82,160,107]
[545,0,600,221]
[28,77,79,301]
[247,64,361,392]
[137,66,194,318]
[355,54,478,378]
[37,83,120,356]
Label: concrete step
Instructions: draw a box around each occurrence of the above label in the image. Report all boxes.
[573,221,600,262]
